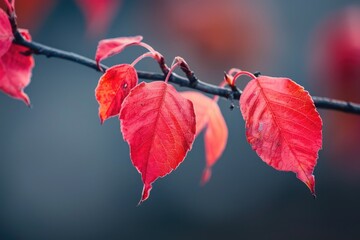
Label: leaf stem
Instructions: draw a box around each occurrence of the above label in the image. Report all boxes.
[138,42,157,54]
[131,52,158,67]
[11,33,360,115]
[164,58,182,84]
[232,71,257,84]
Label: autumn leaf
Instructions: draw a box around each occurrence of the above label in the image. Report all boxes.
[240,76,322,195]
[181,91,228,184]
[0,24,34,105]
[120,81,196,203]
[0,8,13,57]
[95,35,143,67]
[95,64,138,124]
[75,0,121,37]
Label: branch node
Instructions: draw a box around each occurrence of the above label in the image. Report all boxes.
[158,56,170,76]
[180,62,198,87]
[254,71,261,77]
[228,86,241,101]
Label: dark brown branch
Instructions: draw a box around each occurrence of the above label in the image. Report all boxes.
[13,33,360,115]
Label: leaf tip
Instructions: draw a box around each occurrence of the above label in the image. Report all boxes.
[139,183,152,204]
[304,174,316,197]
[21,92,31,107]
[200,168,212,186]
[99,115,105,125]
[312,193,317,199]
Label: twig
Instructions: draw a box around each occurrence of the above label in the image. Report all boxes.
[13,33,360,115]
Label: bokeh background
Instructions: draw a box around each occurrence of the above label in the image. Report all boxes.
[1,0,360,239]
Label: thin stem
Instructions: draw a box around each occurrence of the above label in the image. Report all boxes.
[131,52,157,67]
[138,42,157,54]
[176,57,198,85]
[11,34,360,115]
[232,71,257,85]
[164,59,182,84]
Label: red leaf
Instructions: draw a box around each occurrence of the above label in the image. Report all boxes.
[95,36,143,67]
[240,76,322,195]
[95,64,138,124]
[181,91,228,184]
[0,29,34,105]
[75,0,121,37]
[0,8,13,57]
[120,82,196,203]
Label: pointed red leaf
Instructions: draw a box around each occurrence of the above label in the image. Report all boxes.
[75,0,121,37]
[0,8,13,57]
[120,82,196,203]
[95,35,143,67]
[240,76,322,195]
[181,91,228,184]
[0,29,34,105]
[95,64,138,124]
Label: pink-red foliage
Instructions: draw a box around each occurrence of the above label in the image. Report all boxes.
[181,91,228,184]
[95,36,143,67]
[0,8,34,105]
[120,82,196,203]
[95,64,138,124]
[240,76,322,195]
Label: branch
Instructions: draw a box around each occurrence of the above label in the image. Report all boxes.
[13,33,360,115]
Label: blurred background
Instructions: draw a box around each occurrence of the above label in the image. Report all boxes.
[1,0,360,239]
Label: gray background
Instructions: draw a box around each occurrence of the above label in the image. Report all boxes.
[1,0,360,239]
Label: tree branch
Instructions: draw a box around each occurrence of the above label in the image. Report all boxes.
[13,34,360,115]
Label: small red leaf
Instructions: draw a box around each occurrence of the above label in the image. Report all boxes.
[181,91,228,184]
[0,8,13,57]
[240,76,322,195]
[95,36,143,67]
[75,0,121,37]
[0,29,34,105]
[95,64,138,124]
[120,82,196,203]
